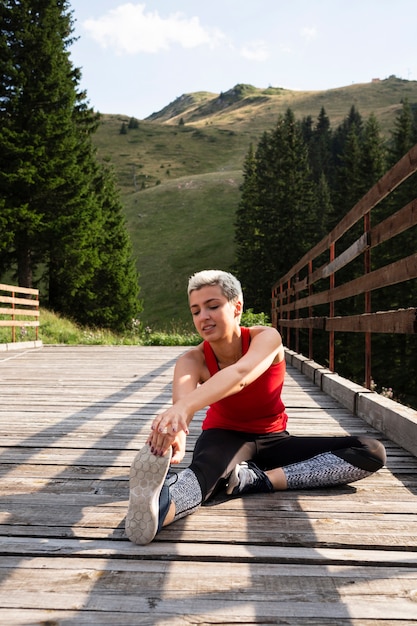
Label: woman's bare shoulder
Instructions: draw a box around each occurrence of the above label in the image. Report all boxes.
[179,343,204,362]
[248,325,281,339]
[248,325,284,362]
[176,343,209,379]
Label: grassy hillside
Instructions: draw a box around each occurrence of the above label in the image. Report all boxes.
[93,77,417,329]
[94,119,248,327]
[124,171,241,328]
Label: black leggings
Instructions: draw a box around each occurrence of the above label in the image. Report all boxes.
[189,429,386,501]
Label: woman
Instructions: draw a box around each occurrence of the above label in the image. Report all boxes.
[125,270,386,545]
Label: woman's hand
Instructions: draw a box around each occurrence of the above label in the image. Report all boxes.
[146,405,190,457]
[151,403,190,438]
[146,429,175,458]
[171,430,187,464]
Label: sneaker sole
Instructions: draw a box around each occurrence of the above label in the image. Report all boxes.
[125,445,172,545]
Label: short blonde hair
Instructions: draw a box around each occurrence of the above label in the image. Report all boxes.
[187,270,243,304]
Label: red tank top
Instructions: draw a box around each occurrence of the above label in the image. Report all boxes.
[202,327,288,433]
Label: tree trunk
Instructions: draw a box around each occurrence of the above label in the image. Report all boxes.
[17,244,33,288]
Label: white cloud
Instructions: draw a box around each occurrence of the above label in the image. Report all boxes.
[301,26,317,42]
[240,40,269,62]
[83,3,224,54]
[279,43,293,55]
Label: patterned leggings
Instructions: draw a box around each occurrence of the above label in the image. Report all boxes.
[165,428,385,520]
[167,429,386,523]
[189,429,386,500]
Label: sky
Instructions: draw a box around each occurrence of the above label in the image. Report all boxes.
[68,0,417,119]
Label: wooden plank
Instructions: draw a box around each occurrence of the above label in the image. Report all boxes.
[279,316,326,329]
[293,275,308,294]
[325,308,417,333]
[1,510,416,548]
[278,308,417,334]
[2,537,417,566]
[311,232,369,284]
[0,283,39,295]
[0,295,39,306]
[0,557,417,619]
[371,197,417,246]
[0,320,39,327]
[0,307,39,316]
[0,613,412,626]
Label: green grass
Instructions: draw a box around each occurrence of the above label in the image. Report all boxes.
[0,309,201,346]
[94,117,250,195]
[124,170,242,328]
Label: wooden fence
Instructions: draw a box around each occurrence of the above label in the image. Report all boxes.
[0,283,40,343]
[272,143,417,388]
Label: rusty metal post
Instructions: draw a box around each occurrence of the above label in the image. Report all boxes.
[308,260,313,360]
[286,279,291,349]
[295,272,299,354]
[364,212,372,388]
[329,244,335,371]
[11,289,16,343]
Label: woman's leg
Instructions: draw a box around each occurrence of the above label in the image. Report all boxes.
[190,428,257,500]
[126,430,257,544]
[228,434,386,494]
[166,429,257,523]
[269,436,386,489]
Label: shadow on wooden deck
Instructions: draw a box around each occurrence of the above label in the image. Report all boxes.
[0,345,416,625]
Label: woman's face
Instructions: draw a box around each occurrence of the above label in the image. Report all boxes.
[189,285,240,340]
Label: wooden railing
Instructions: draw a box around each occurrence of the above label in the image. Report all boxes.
[0,283,40,343]
[272,144,417,389]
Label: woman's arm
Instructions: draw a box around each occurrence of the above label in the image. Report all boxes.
[147,347,204,457]
[172,326,282,421]
[148,327,282,456]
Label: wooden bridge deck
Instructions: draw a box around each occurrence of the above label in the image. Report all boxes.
[0,345,416,625]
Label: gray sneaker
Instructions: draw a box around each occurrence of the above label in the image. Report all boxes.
[226,461,273,495]
[125,445,172,545]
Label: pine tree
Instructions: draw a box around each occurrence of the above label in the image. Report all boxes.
[388,98,416,163]
[309,107,333,185]
[233,144,262,307]
[73,165,141,330]
[300,114,314,145]
[334,123,364,220]
[312,173,334,242]
[264,109,317,271]
[332,105,364,159]
[128,117,139,129]
[0,0,141,329]
[1,0,78,286]
[236,109,317,313]
[360,113,386,192]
